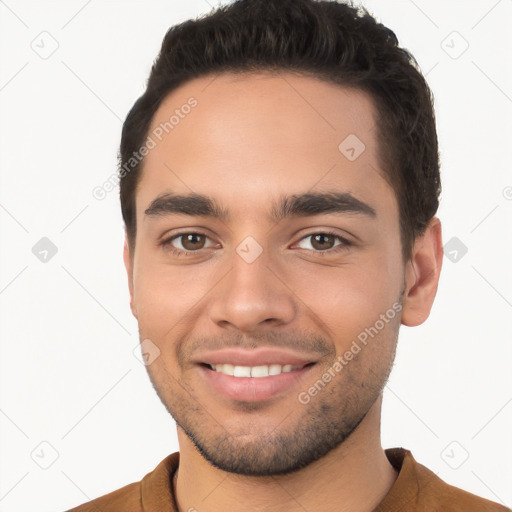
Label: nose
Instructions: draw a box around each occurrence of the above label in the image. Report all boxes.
[207,244,297,333]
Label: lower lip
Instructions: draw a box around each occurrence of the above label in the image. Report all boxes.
[198,364,315,402]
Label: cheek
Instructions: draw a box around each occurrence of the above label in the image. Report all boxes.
[132,258,212,338]
[300,252,403,348]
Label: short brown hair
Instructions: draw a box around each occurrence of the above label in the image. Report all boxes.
[119,0,441,261]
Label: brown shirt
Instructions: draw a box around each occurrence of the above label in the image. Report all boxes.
[67,448,510,511]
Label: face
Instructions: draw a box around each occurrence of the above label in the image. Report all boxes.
[126,72,409,476]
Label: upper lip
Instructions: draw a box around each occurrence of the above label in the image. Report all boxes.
[192,348,319,367]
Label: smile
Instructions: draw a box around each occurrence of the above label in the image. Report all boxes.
[206,363,311,377]
[198,362,316,402]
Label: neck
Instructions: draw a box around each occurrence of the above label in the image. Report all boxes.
[173,396,397,512]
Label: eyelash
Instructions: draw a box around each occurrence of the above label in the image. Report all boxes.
[160,230,352,257]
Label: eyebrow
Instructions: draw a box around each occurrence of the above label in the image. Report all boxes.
[144,191,376,223]
[270,191,376,222]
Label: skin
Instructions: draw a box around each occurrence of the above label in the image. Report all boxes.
[123,72,443,512]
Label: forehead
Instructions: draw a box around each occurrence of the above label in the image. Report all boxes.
[137,71,394,220]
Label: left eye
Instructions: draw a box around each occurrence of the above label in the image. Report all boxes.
[295,233,348,251]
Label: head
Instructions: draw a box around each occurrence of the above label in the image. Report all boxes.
[121,0,443,476]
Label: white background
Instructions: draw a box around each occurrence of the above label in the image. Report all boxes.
[0,1,511,510]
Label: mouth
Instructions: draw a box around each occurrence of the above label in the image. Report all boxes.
[201,362,315,377]
[197,361,317,402]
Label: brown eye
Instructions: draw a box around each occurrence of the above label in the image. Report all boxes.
[161,231,219,257]
[295,232,351,253]
[310,233,336,250]
[177,233,207,251]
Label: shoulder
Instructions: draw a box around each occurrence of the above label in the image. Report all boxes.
[65,452,180,512]
[418,471,510,511]
[66,481,142,512]
[379,448,510,512]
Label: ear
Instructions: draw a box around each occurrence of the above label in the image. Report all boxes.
[401,217,443,327]
[123,233,138,319]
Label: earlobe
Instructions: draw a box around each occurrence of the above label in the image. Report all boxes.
[401,217,443,327]
[123,235,138,319]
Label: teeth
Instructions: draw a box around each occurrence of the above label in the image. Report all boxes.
[268,364,282,376]
[251,365,269,378]
[233,365,251,377]
[221,363,234,376]
[211,363,303,377]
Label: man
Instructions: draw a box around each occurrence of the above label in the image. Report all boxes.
[68,0,509,510]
